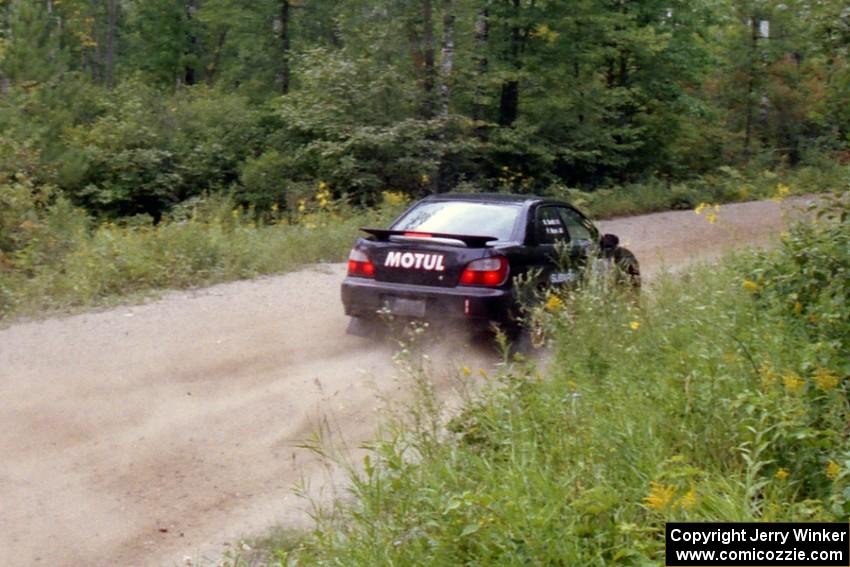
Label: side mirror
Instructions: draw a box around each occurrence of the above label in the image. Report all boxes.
[600,233,619,250]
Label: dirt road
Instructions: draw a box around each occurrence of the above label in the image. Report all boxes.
[0,197,810,566]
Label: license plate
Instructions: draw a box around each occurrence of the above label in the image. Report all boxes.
[386,297,426,318]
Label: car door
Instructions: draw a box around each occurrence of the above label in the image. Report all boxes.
[557,207,598,254]
[525,205,583,287]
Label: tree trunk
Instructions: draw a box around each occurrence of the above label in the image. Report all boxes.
[618,52,628,87]
[743,15,761,159]
[420,0,436,118]
[498,0,522,127]
[575,60,584,124]
[498,80,518,126]
[207,28,228,86]
[0,1,10,95]
[472,8,488,123]
[184,0,198,86]
[277,0,291,94]
[92,34,103,83]
[329,18,343,48]
[105,0,118,89]
[439,0,455,117]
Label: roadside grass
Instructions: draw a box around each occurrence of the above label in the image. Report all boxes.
[562,161,847,218]
[241,192,850,566]
[0,190,404,322]
[211,526,310,567]
[0,162,845,323]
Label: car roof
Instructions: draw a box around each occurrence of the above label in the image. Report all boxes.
[419,192,588,213]
[390,192,595,241]
[421,192,545,205]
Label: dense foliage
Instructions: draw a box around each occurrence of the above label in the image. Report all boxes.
[0,0,848,221]
[271,193,850,566]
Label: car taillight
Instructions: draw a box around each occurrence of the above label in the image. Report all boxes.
[459,256,509,287]
[347,248,375,278]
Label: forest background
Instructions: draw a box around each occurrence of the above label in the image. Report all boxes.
[0,0,848,317]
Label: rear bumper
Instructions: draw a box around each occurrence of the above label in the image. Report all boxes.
[341,277,515,324]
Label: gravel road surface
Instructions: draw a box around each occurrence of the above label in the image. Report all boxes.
[0,197,810,566]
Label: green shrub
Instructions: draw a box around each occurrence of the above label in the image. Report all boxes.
[239,150,298,212]
[53,81,268,218]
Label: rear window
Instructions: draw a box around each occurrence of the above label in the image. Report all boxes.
[392,201,522,241]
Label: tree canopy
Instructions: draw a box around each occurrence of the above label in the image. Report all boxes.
[0,0,847,218]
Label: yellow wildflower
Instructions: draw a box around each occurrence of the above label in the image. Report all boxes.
[644,482,677,511]
[760,362,778,389]
[420,174,431,185]
[742,279,759,292]
[812,367,839,391]
[479,368,489,379]
[775,468,789,480]
[382,191,406,206]
[318,180,328,190]
[694,202,719,219]
[629,321,641,331]
[782,371,804,393]
[531,23,560,43]
[827,460,841,480]
[675,487,698,511]
[545,295,564,313]
[297,199,306,213]
[772,183,791,202]
[793,301,803,314]
[461,366,472,377]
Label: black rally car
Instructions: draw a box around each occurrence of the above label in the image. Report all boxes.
[341,193,638,333]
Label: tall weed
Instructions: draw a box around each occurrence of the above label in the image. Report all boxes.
[0,186,405,321]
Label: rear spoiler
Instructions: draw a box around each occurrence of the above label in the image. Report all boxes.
[360,228,498,248]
